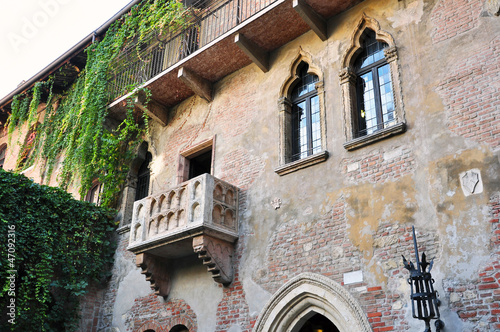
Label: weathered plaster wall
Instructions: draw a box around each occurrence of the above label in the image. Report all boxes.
[0,0,490,331]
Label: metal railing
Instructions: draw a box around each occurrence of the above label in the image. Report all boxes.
[108,0,277,101]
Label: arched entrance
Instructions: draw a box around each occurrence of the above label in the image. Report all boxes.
[295,312,340,332]
[253,273,371,332]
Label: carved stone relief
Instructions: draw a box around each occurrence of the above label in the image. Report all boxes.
[460,169,483,196]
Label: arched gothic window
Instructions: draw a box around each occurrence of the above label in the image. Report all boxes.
[276,51,328,176]
[291,63,321,161]
[354,30,395,137]
[0,144,6,169]
[135,151,152,201]
[340,16,406,150]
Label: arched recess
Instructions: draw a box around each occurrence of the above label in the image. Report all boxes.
[0,143,7,169]
[119,141,152,227]
[170,324,189,332]
[339,14,406,150]
[253,273,371,332]
[137,320,162,332]
[276,48,328,174]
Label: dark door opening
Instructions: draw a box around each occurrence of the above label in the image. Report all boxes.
[188,149,212,179]
[299,313,340,332]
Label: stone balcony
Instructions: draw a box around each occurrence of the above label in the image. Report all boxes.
[127,173,238,297]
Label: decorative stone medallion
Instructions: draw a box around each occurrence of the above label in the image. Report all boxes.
[459,169,483,196]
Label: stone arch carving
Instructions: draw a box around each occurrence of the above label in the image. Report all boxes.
[133,223,142,242]
[158,194,166,212]
[279,47,324,100]
[150,199,157,216]
[339,14,406,149]
[341,13,395,69]
[253,273,371,332]
[277,48,327,169]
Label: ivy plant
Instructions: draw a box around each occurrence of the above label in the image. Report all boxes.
[0,170,116,331]
[6,0,189,207]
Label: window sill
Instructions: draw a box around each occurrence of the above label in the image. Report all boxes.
[343,122,406,151]
[275,150,329,176]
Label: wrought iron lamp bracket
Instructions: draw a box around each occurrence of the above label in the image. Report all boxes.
[402,226,445,332]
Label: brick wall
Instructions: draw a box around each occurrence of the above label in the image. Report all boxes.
[254,197,441,332]
[342,146,415,184]
[214,235,255,332]
[256,199,362,292]
[445,193,500,331]
[431,0,483,43]
[126,296,197,332]
[436,37,500,150]
[78,283,106,332]
[367,224,440,332]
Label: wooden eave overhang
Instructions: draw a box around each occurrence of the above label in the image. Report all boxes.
[108,0,363,118]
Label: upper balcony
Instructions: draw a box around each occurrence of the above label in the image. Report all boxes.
[127,173,238,296]
[107,0,362,121]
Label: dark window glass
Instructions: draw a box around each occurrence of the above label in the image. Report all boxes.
[86,182,102,205]
[354,30,395,137]
[0,145,6,169]
[291,63,320,161]
[135,152,152,201]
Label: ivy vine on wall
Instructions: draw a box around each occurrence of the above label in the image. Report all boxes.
[0,169,116,331]
[6,0,191,207]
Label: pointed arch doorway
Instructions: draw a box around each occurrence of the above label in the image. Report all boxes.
[253,273,371,332]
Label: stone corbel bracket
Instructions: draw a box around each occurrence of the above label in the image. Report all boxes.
[136,253,171,297]
[193,234,234,285]
[135,234,235,297]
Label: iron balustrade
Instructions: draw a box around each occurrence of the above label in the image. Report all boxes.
[107,0,277,101]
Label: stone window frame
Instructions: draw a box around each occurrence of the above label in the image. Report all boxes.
[84,179,103,205]
[178,136,215,184]
[340,14,406,151]
[275,48,328,176]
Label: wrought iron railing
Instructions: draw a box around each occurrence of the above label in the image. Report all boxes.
[108,0,277,101]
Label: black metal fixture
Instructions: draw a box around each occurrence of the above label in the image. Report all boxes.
[402,226,445,332]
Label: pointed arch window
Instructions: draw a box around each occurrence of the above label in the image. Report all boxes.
[135,152,152,201]
[276,55,328,176]
[0,144,7,169]
[354,30,395,137]
[291,63,321,161]
[340,17,406,151]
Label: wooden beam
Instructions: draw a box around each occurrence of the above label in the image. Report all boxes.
[177,67,213,102]
[134,91,169,127]
[234,33,269,73]
[293,0,327,41]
